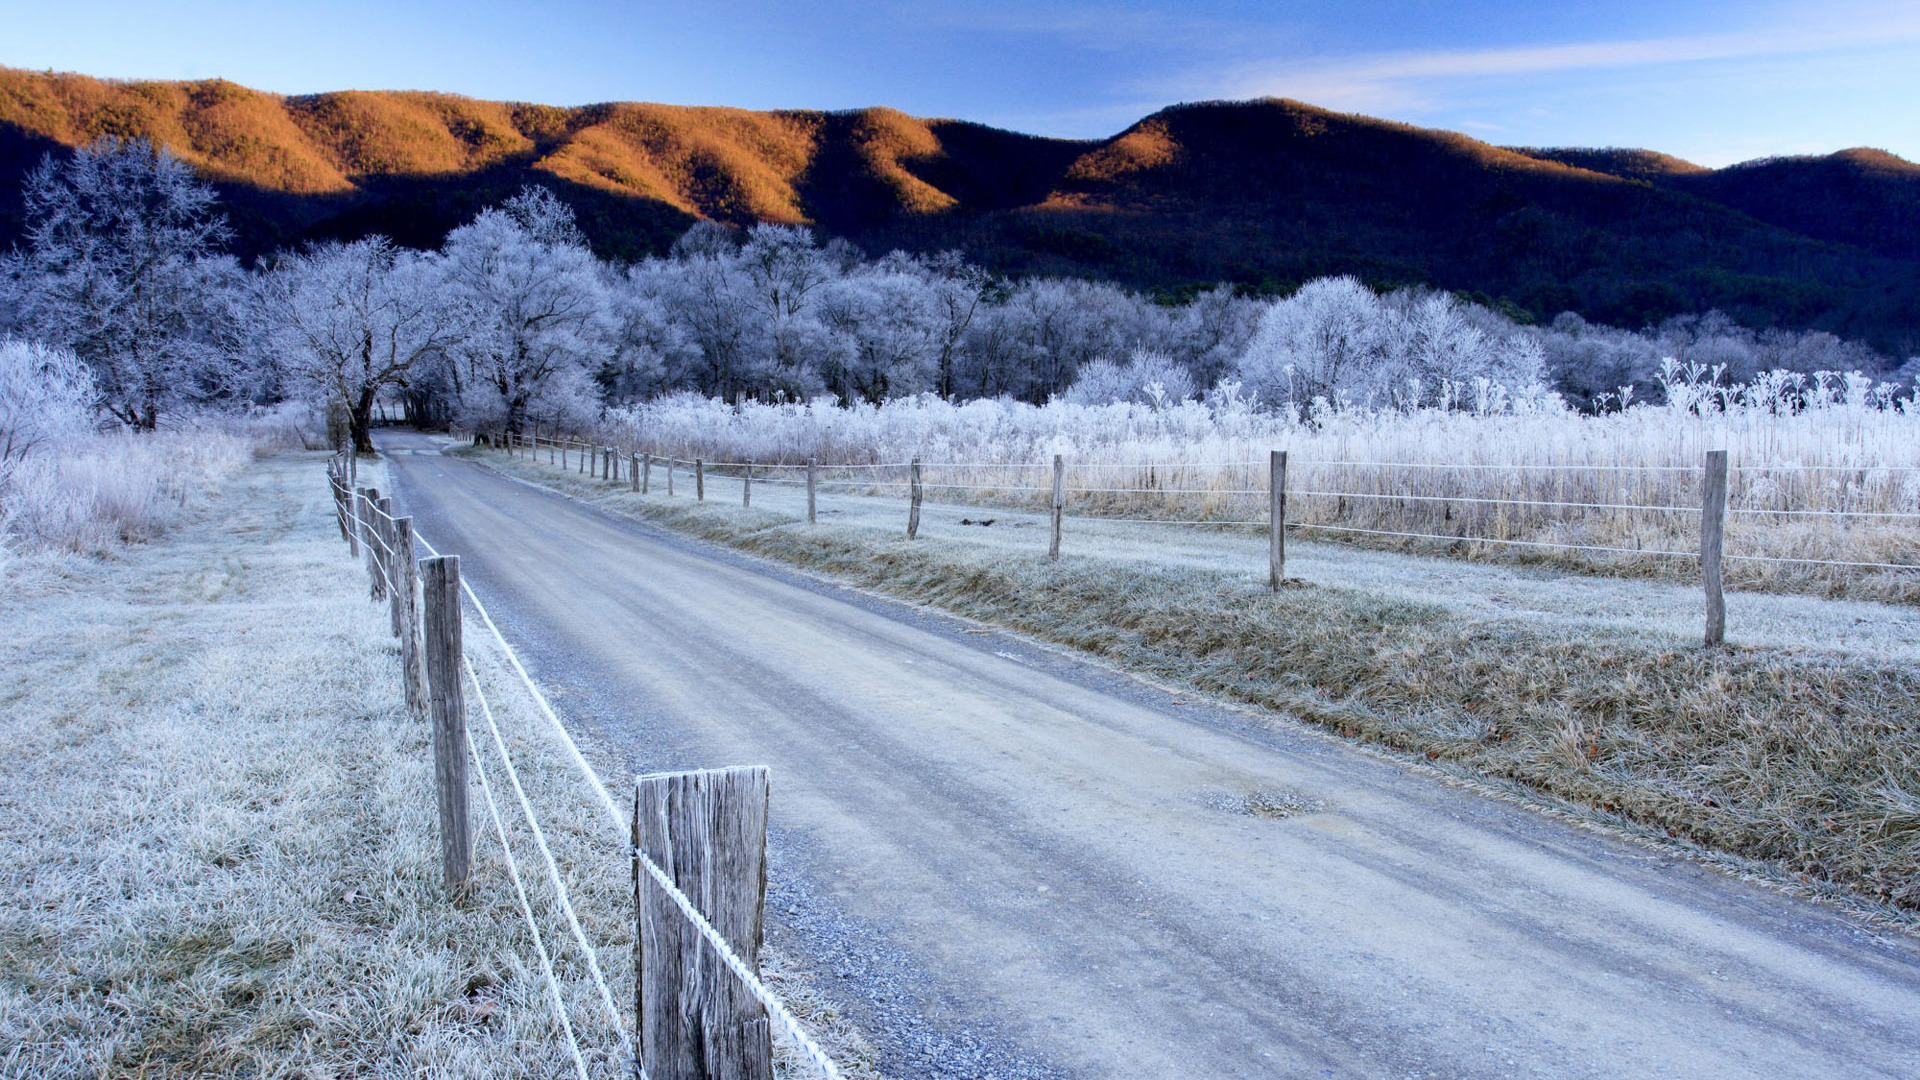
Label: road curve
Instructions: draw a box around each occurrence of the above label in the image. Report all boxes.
[376,431,1920,1080]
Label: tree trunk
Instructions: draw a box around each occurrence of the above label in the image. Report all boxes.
[351,386,378,453]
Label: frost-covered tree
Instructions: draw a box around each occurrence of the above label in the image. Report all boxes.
[0,339,96,462]
[817,263,941,403]
[1061,349,1196,407]
[739,224,836,399]
[14,138,238,428]
[659,231,760,401]
[254,237,468,451]
[1236,278,1545,412]
[442,187,611,432]
[1236,277,1388,409]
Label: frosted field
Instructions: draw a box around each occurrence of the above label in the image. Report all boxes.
[517,451,1920,667]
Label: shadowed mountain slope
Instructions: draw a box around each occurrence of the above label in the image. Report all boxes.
[2,68,1915,354]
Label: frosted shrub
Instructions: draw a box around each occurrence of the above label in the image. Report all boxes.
[2,428,251,557]
[0,338,95,462]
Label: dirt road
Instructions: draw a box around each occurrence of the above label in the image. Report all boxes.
[376,432,1920,1080]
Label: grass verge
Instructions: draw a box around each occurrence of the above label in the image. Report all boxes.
[0,450,882,1079]
[467,444,1920,928]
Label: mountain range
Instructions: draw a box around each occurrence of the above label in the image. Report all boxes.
[2,66,1916,356]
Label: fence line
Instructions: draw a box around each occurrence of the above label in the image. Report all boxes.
[466,720,594,1080]
[467,657,633,1061]
[479,434,1920,628]
[340,458,846,1079]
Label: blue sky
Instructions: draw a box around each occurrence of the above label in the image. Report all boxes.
[2,0,1916,166]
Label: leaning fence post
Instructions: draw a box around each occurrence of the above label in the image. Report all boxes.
[394,517,428,717]
[743,463,753,507]
[806,460,817,524]
[1269,449,1289,590]
[421,556,472,890]
[908,459,923,539]
[634,767,774,1080]
[1049,455,1064,559]
[1702,449,1728,647]
[696,459,706,502]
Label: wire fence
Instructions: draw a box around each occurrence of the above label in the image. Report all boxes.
[330,449,847,1080]
[490,432,1920,584]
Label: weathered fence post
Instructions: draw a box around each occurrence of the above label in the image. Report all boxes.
[358,488,384,597]
[908,459,923,539]
[561,441,568,470]
[632,454,641,493]
[668,459,676,497]
[421,556,472,890]
[696,459,706,502]
[806,460,817,524]
[743,463,752,507]
[347,483,363,558]
[393,517,429,717]
[1049,455,1064,559]
[1702,449,1728,647]
[643,453,653,494]
[331,464,351,543]
[1269,449,1288,590]
[578,442,587,474]
[634,767,774,1080]
[374,495,395,608]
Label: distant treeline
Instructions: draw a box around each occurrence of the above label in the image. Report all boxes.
[2,140,1913,454]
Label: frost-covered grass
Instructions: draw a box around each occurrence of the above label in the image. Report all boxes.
[0,452,626,1078]
[0,448,882,1080]
[585,374,1920,602]
[470,442,1920,924]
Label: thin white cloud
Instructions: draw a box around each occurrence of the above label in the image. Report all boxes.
[1212,6,1920,113]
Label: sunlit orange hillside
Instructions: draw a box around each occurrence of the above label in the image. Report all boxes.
[2,66,1918,351]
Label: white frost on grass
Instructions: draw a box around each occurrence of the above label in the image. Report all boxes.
[0,451,636,1078]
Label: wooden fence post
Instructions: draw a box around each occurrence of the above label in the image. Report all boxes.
[394,517,428,717]
[632,454,641,493]
[806,460,817,524]
[634,767,774,1080]
[374,496,395,609]
[1269,449,1288,590]
[549,437,556,466]
[358,488,383,597]
[1049,455,1064,559]
[643,453,652,494]
[421,556,472,890]
[1702,449,1728,647]
[696,459,706,501]
[908,459,923,539]
[579,442,587,474]
[561,441,568,470]
[668,459,676,497]
[347,483,363,558]
[331,467,351,543]
[743,463,752,507]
